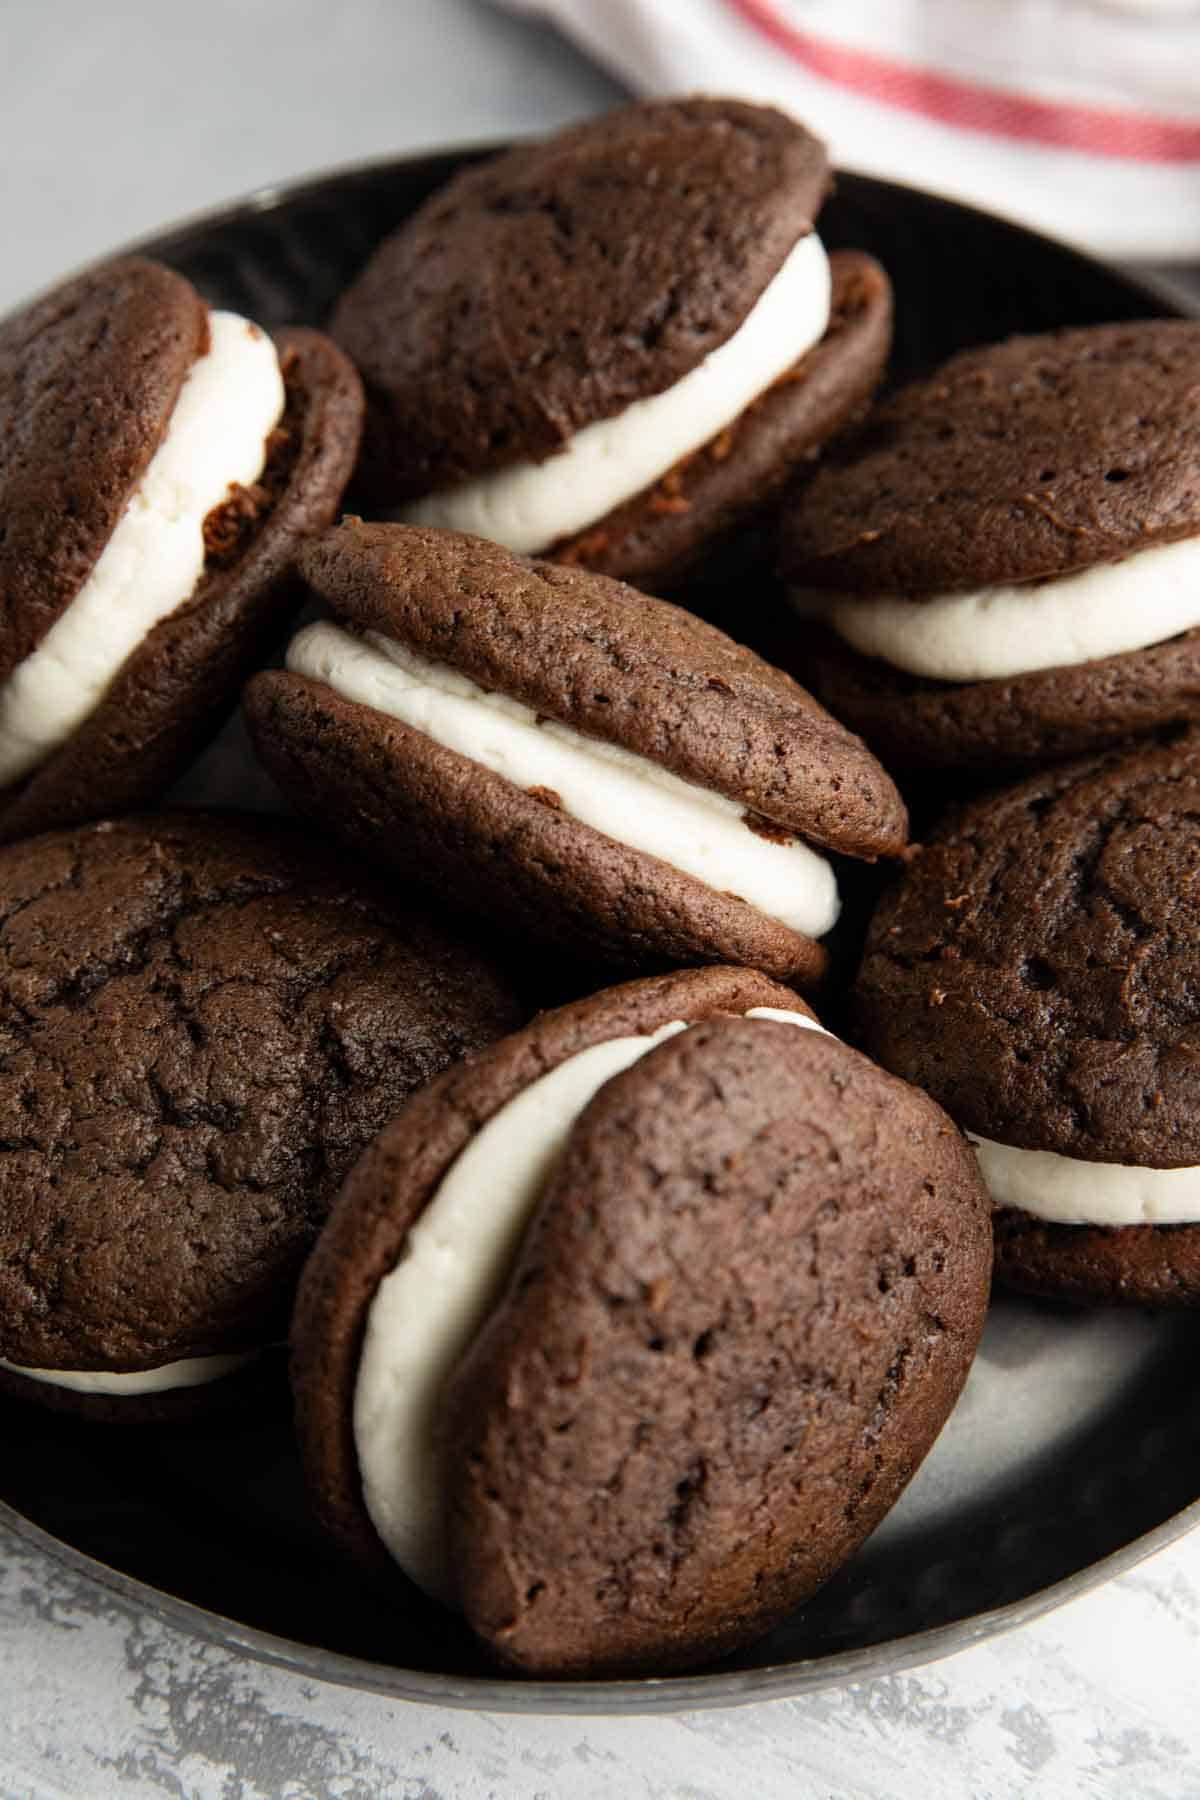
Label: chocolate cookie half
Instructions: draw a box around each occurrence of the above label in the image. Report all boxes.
[331,97,892,588]
[244,521,909,985]
[854,731,1200,1305]
[291,967,991,1677]
[0,813,522,1419]
[0,255,363,841]
[778,321,1200,772]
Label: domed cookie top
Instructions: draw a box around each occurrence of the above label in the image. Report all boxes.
[0,255,364,841]
[245,521,909,985]
[854,731,1200,1304]
[331,98,891,586]
[291,969,991,1676]
[782,321,1200,596]
[336,98,827,487]
[0,812,523,1417]
[778,321,1200,771]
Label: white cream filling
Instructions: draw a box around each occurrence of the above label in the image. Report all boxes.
[971,1133,1200,1226]
[353,1006,826,1602]
[287,621,840,939]
[0,1348,259,1396]
[399,232,832,554]
[0,311,285,787]
[809,533,1200,684]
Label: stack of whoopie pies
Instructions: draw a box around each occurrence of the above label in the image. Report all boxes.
[3,89,1197,1683]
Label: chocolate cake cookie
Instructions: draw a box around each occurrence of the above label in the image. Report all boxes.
[0,812,523,1418]
[243,521,908,986]
[854,731,1200,1305]
[0,255,364,842]
[777,321,1200,772]
[330,97,892,588]
[291,966,991,1677]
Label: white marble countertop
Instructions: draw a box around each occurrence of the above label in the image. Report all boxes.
[3,3,1200,1793]
[3,1514,1199,1798]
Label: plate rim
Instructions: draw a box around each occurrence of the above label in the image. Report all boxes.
[4,141,1198,1714]
[5,1488,1199,1715]
[12,140,1191,328]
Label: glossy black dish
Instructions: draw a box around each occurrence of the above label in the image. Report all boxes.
[1,147,1197,1713]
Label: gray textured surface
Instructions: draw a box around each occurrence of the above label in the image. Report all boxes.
[4,1522,1200,1797]
[3,2,1200,1793]
[0,0,621,317]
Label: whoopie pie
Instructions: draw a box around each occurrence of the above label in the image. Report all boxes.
[778,321,1200,773]
[331,97,892,588]
[0,254,363,840]
[244,520,909,986]
[292,966,992,1676]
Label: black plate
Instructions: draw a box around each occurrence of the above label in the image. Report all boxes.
[2,148,1199,1714]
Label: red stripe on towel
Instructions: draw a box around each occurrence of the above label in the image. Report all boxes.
[727,0,1200,163]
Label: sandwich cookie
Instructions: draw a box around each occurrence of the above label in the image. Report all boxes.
[0,255,364,842]
[0,813,523,1419]
[778,321,1200,772]
[243,521,909,985]
[854,731,1200,1305]
[291,966,992,1677]
[330,97,892,588]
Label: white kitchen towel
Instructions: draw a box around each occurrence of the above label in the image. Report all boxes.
[500,0,1200,260]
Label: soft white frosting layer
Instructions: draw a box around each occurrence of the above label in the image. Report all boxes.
[743,1006,825,1032]
[0,311,285,787]
[971,1133,1200,1226]
[814,533,1200,683]
[287,621,840,938]
[399,232,832,554]
[0,1349,258,1396]
[353,1006,825,1602]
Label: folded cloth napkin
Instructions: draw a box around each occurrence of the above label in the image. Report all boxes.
[499,0,1200,261]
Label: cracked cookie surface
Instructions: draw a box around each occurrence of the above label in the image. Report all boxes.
[854,732,1200,1166]
[0,812,522,1378]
